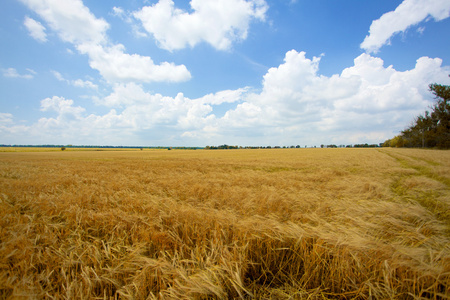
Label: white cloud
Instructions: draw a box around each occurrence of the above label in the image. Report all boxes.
[133,0,268,51]
[1,85,214,145]
[333,54,440,113]
[77,43,191,83]
[97,83,214,130]
[112,7,128,21]
[40,96,85,115]
[198,88,249,105]
[19,0,109,45]
[361,0,450,53]
[51,70,98,89]
[72,79,97,90]
[24,16,47,42]
[0,113,29,142]
[2,51,449,146]
[0,113,14,124]
[416,26,425,35]
[99,82,158,107]
[33,96,107,143]
[111,6,148,38]
[51,70,65,81]
[206,50,450,145]
[19,0,191,83]
[2,68,34,79]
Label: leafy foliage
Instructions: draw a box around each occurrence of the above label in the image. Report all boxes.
[384,83,450,149]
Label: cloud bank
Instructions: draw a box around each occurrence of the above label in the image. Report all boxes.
[2,50,449,146]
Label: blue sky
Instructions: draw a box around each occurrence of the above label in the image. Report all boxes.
[1,0,450,147]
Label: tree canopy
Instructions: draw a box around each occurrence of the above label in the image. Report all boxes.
[384,83,450,149]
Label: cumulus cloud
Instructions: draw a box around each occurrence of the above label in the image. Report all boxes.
[99,82,160,107]
[97,82,214,130]
[2,50,449,146]
[133,0,268,51]
[19,0,191,83]
[211,50,450,145]
[24,16,47,42]
[35,96,120,142]
[0,83,222,144]
[2,68,35,79]
[40,96,85,115]
[77,43,191,83]
[19,0,109,45]
[361,0,450,53]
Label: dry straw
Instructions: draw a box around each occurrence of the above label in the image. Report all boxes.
[0,148,449,299]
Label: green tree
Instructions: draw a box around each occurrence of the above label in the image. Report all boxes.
[428,83,450,148]
[384,82,450,149]
[389,136,404,148]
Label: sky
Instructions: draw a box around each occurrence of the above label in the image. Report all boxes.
[1,0,450,147]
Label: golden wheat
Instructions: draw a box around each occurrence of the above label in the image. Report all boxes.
[0,148,449,299]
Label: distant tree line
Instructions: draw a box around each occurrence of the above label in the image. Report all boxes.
[383,83,450,149]
[205,144,239,150]
[206,144,381,150]
[205,145,305,150]
[353,143,381,148]
[1,143,385,151]
[320,144,380,148]
[0,145,202,150]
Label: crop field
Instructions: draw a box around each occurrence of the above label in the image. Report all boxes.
[0,148,449,299]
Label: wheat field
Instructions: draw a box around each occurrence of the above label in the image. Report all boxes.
[0,148,449,299]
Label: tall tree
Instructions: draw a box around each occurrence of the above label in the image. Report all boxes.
[428,83,450,148]
[384,82,450,149]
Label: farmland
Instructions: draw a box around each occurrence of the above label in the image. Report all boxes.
[0,148,449,299]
